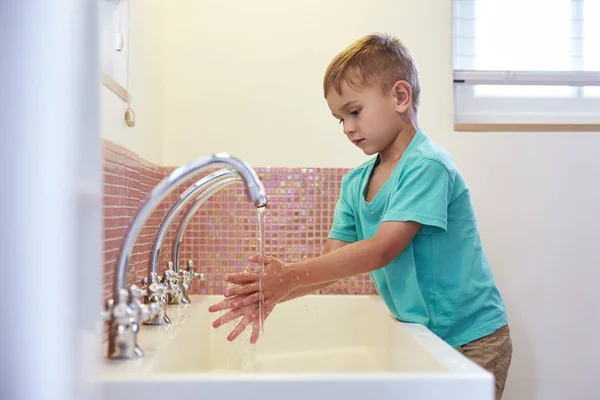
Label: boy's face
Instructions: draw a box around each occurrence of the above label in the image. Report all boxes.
[326,81,409,156]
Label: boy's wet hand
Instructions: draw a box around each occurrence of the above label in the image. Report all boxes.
[223,281,260,297]
[208,294,247,312]
[208,254,297,344]
[209,296,277,344]
[223,271,260,285]
[215,304,261,343]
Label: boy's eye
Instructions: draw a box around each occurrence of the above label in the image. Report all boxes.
[336,109,360,124]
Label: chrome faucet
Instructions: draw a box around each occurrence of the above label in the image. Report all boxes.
[161,262,184,306]
[147,168,242,307]
[102,285,160,359]
[140,271,171,325]
[171,172,244,282]
[179,260,204,303]
[103,153,267,360]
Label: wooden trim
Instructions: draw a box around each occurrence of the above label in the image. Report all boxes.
[454,123,600,132]
[101,73,130,103]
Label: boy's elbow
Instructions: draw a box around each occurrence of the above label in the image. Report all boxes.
[369,221,420,267]
[381,245,404,266]
[367,238,403,269]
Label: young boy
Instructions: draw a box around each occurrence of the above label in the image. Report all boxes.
[209,33,512,399]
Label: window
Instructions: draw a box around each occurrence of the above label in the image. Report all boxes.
[452,0,600,129]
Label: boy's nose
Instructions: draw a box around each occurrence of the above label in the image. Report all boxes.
[343,122,356,136]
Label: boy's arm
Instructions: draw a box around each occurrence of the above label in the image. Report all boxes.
[225,221,422,302]
[287,221,421,287]
[279,238,349,302]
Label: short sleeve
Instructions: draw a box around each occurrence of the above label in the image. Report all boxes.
[328,176,358,243]
[382,159,453,234]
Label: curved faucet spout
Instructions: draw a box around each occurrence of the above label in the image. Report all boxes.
[148,168,240,278]
[172,175,244,272]
[112,153,267,300]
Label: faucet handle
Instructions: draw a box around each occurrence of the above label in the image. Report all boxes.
[177,259,205,287]
[139,300,161,322]
[101,298,115,320]
[138,272,172,325]
[161,261,177,280]
[129,284,148,302]
[127,284,145,315]
[104,288,143,360]
[102,288,135,321]
[143,272,167,298]
[185,259,205,280]
[161,261,180,295]
[128,284,160,323]
[172,259,204,305]
[177,260,192,283]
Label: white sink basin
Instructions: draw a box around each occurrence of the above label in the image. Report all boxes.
[100,295,493,400]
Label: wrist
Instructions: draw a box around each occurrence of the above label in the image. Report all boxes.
[283,262,306,290]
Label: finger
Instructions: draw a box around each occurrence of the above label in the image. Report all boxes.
[227,312,254,342]
[250,320,260,344]
[224,272,260,284]
[224,282,260,297]
[208,295,247,312]
[233,291,262,308]
[255,299,276,324]
[238,303,276,344]
[248,254,273,263]
[212,308,247,328]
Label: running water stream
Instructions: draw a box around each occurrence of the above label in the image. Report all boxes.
[257,207,266,333]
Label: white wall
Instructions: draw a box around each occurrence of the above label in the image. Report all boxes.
[161,0,381,168]
[142,1,599,399]
[101,0,164,165]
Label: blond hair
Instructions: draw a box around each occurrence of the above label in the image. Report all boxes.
[323,33,421,108]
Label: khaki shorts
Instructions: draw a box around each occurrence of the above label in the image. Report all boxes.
[456,325,513,400]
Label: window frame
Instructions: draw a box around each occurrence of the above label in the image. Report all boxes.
[452,0,600,132]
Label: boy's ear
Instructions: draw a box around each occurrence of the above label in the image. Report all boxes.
[391,80,412,113]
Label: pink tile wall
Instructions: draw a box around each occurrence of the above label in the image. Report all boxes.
[102,139,376,302]
[103,140,168,300]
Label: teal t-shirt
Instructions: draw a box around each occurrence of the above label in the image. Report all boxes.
[328,129,508,348]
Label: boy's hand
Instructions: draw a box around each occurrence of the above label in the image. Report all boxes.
[222,254,298,310]
[209,295,275,343]
[208,254,298,342]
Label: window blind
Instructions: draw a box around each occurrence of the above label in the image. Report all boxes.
[452,0,600,126]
